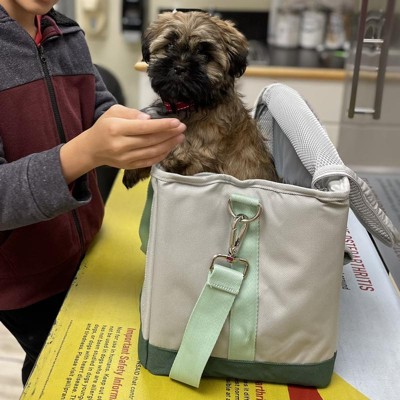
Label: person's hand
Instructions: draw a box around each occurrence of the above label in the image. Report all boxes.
[60,105,186,184]
[85,105,186,169]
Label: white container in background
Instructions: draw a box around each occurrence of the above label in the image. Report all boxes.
[325,11,346,49]
[274,9,301,48]
[300,9,327,49]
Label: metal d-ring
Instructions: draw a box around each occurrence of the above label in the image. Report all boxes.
[228,199,262,223]
[209,254,249,277]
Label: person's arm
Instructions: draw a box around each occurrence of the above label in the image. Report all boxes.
[59,105,185,184]
[92,65,119,120]
[0,140,87,231]
[0,107,185,231]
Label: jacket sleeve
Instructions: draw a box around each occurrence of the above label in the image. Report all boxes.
[0,141,92,231]
[93,65,118,121]
[0,69,117,231]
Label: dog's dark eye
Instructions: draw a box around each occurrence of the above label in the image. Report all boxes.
[166,42,175,51]
[164,32,179,52]
[196,42,214,61]
[197,42,213,55]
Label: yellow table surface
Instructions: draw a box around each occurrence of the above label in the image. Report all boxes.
[20,172,368,400]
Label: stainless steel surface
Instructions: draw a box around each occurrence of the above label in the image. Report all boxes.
[348,0,369,118]
[338,0,400,169]
[338,0,400,285]
[373,0,396,119]
[348,0,396,119]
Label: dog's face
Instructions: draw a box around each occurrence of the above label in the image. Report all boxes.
[142,11,248,110]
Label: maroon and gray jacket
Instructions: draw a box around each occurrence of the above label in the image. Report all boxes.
[0,7,117,310]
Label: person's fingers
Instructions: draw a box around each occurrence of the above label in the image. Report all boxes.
[125,151,171,170]
[118,134,185,169]
[108,117,186,137]
[104,104,150,120]
[85,110,186,170]
[119,128,185,151]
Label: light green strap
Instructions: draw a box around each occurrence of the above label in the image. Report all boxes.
[228,194,260,361]
[169,264,245,387]
[138,182,154,254]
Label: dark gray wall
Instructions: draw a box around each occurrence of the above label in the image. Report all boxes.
[55,0,75,19]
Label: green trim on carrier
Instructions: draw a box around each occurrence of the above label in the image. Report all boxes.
[138,330,336,388]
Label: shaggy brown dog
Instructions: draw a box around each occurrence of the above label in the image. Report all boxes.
[123,11,279,188]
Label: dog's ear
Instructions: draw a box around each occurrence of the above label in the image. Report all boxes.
[141,28,153,63]
[142,12,177,63]
[141,15,167,62]
[227,43,248,78]
[214,18,248,78]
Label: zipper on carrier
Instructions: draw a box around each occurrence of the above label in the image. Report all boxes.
[38,45,85,253]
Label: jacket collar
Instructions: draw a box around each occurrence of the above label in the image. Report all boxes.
[0,5,80,34]
[0,4,12,22]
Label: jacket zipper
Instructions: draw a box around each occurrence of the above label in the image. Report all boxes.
[38,45,85,254]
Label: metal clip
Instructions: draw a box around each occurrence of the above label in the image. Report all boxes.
[229,215,249,257]
[209,254,249,277]
[228,199,262,223]
[209,199,262,278]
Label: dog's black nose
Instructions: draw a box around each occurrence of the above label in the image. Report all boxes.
[174,65,186,75]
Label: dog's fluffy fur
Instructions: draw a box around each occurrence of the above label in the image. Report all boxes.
[123,11,279,188]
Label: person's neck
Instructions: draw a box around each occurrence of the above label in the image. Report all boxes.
[0,1,37,39]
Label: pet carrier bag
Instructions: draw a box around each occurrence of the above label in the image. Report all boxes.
[136,83,400,388]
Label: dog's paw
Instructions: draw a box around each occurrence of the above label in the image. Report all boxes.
[122,167,151,189]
